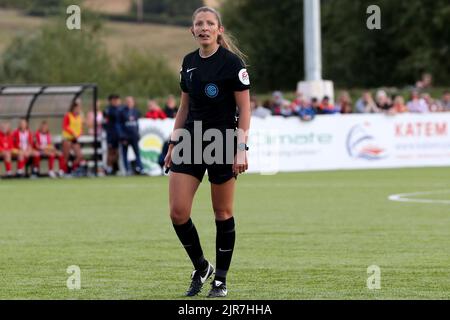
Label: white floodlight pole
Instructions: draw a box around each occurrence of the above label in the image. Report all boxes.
[298,0,334,103]
[304,0,322,81]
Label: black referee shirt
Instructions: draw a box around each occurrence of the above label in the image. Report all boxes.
[180,46,251,130]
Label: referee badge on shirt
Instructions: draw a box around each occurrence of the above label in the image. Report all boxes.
[205,83,219,98]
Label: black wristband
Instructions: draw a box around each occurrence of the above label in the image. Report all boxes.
[168,140,178,145]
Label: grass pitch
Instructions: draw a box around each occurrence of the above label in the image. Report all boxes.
[0,168,449,299]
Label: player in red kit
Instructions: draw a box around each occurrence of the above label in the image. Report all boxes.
[34,120,67,178]
[0,122,14,177]
[12,119,40,177]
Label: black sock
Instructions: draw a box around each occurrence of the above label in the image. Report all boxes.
[215,217,236,284]
[173,218,208,271]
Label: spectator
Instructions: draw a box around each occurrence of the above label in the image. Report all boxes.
[407,90,429,113]
[103,94,122,175]
[145,99,167,119]
[87,100,104,136]
[0,122,14,177]
[270,91,290,116]
[119,96,144,175]
[438,91,450,112]
[310,97,321,114]
[317,96,336,114]
[355,91,379,113]
[335,91,353,114]
[163,95,178,118]
[250,96,271,119]
[421,93,439,112]
[280,103,294,117]
[289,92,305,114]
[35,120,66,178]
[262,99,272,112]
[375,90,393,113]
[391,96,408,114]
[62,99,86,176]
[297,101,315,122]
[415,72,433,90]
[12,119,40,177]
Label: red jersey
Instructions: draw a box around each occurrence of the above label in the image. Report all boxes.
[0,131,14,151]
[145,110,167,120]
[35,130,52,150]
[12,129,33,151]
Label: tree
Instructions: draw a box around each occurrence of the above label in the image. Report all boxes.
[222,0,303,92]
[113,50,179,98]
[222,0,450,91]
[142,0,203,16]
[0,14,179,98]
[0,16,114,95]
[322,0,450,87]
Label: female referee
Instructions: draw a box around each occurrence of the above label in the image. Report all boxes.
[164,6,251,298]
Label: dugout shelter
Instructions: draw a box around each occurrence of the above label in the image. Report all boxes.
[0,84,101,176]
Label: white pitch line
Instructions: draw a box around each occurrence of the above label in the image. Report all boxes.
[388,190,450,205]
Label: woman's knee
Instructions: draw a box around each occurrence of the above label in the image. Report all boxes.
[213,208,233,221]
[169,206,191,225]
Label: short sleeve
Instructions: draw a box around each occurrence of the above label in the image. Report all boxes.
[179,57,188,93]
[229,56,251,91]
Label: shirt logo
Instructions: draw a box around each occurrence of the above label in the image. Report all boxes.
[238,68,250,85]
[187,67,197,73]
[205,83,219,98]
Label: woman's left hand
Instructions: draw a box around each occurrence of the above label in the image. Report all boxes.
[233,150,248,175]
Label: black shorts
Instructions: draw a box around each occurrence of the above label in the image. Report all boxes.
[169,126,237,184]
[170,162,236,184]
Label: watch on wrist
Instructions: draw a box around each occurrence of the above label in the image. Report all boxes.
[237,143,249,151]
[168,139,178,146]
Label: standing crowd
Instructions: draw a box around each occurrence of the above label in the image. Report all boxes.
[250,89,450,121]
[101,94,178,176]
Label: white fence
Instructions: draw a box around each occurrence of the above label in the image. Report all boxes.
[138,113,450,174]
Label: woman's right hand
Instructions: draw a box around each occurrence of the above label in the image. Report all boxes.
[164,144,174,172]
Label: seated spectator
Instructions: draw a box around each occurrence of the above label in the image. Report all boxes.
[250,96,271,119]
[310,97,321,114]
[375,90,393,112]
[297,101,315,122]
[0,122,14,177]
[270,91,290,116]
[391,96,408,114]
[335,91,353,114]
[145,100,167,120]
[163,95,178,118]
[280,104,294,117]
[35,120,66,178]
[355,91,379,113]
[289,92,305,114]
[12,119,40,177]
[62,99,86,176]
[407,90,429,113]
[262,99,273,112]
[438,91,450,112]
[421,93,439,112]
[87,100,104,136]
[317,96,336,114]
